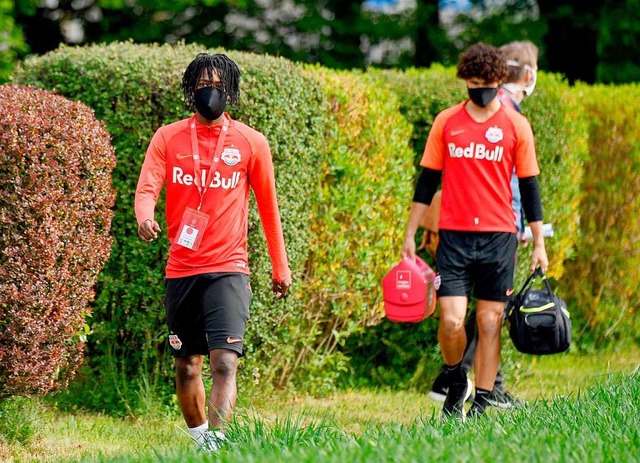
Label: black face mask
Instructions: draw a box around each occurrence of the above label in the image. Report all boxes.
[467,87,498,107]
[194,87,227,121]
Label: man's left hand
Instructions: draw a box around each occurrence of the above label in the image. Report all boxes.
[530,244,548,274]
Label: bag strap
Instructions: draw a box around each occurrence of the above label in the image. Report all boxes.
[513,266,542,299]
[513,266,555,301]
[536,267,555,298]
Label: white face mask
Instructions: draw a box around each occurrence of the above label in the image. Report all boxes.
[523,65,537,96]
[502,83,522,95]
[505,61,537,97]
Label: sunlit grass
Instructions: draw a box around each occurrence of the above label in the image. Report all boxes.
[258,343,640,432]
[1,345,639,462]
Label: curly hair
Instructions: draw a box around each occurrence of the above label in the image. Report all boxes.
[182,53,241,111]
[456,42,508,83]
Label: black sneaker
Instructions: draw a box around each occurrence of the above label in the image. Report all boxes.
[441,377,473,420]
[428,370,449,402]
[468,392,490,418]
[429,370,474,403]
[485,388,525,409]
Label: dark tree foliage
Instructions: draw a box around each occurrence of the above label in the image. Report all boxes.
[442,0,639,84]
[536,0,605,84]
[596,0,640,83]
[415,0,454,67]
[9,0,640,83]
[450,1,546,69]
[10,0,446,70]
[311,0,366,68]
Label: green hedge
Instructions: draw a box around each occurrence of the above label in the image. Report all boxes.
[280,68,415,395]
[563,83,640,345]
[518,72,589,281]
[370,65,464,174]
[13,42,328,412]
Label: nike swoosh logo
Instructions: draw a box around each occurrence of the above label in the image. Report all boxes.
[506,288,514,296]
[226,337,243,344]
[451,129,465,136]
[176,153,193,159]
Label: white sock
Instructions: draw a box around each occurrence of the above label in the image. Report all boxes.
[186,422,209,446]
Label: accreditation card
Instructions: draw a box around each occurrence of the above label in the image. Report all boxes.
[175,207,209,251]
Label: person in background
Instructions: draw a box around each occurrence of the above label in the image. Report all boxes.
[402,42,548,419]
[499,40,539,238]
[426,40,540,412]
[135,53,291,452]
[499,40,539,112]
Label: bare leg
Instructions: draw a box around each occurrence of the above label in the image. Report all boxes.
[474,299,505,390]
[175,355,206,427]
[208,349,239,428]
[438,296,469,365]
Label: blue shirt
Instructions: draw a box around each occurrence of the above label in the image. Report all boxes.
[504,94,525,233]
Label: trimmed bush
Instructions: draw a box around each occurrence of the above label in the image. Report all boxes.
[369,65,464,174]
[563,83,640,344]
[13,42,328,410]
[283,68,415,394]
[517,72,588,281]
[0,85,115,398]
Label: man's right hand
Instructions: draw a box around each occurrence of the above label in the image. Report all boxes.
[401,234,417,260]
[273,278,291,300]
[138,219,161,242]
[402,201,430,261]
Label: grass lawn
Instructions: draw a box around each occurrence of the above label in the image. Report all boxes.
[258,342,640,433]
[1,344,639,463]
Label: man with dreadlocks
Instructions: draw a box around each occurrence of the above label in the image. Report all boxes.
[135,53,291,452]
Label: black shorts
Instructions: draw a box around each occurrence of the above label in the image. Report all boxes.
[164,272,252,357]
[435,230,517,302]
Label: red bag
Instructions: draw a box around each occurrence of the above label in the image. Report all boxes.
[382,256,438,323]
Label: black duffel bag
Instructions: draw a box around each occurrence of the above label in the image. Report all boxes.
[506,267,571,355]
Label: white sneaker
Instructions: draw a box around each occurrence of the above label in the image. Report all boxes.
[196,429,226,453]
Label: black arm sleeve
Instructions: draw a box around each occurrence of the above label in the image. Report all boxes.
[413,168,442,205]
[518,176,543,222]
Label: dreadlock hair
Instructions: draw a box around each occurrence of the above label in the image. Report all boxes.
[182,53,241,111]
[456,42,508,84]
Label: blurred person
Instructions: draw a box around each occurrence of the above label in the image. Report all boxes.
[427,40,540,412]
[499,40,539,239]
[402,42,548,420]
[135,53,291,451]
[499,40,539,112]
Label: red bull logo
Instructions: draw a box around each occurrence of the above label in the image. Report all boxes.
[221,148,241,166]
[447,142,504,162]
[172,167,240,189]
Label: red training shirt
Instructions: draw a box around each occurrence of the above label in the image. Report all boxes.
[135,113,291,281]
[420,101,539,233]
